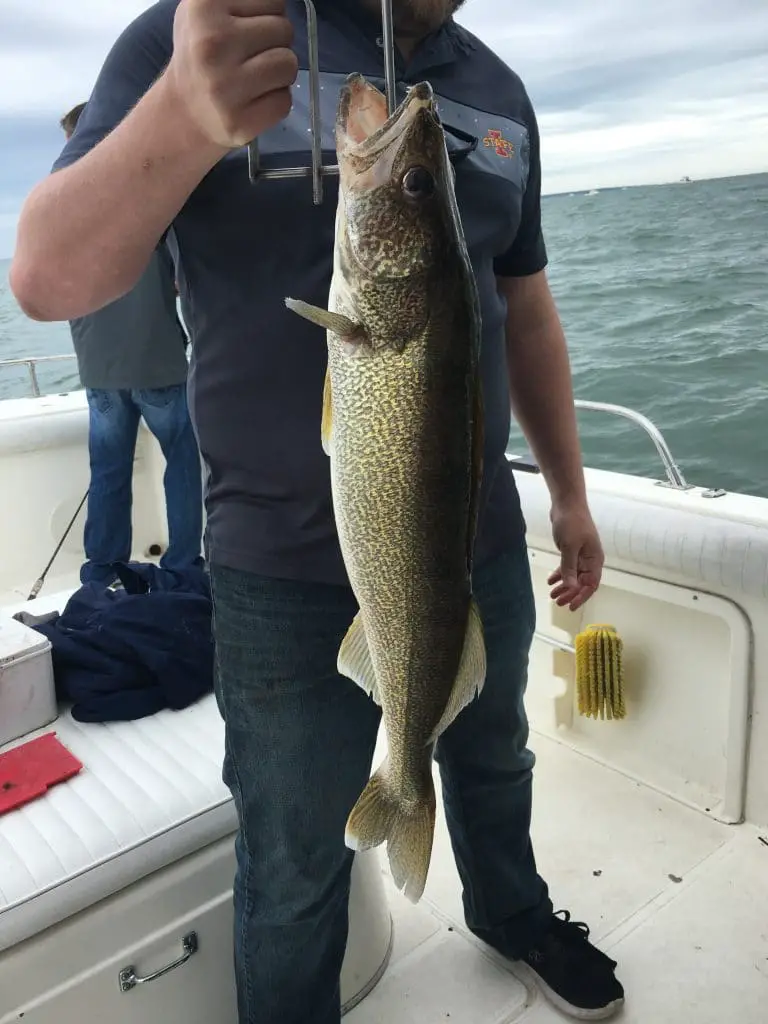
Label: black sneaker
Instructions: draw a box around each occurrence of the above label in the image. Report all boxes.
[512,911,624,1020]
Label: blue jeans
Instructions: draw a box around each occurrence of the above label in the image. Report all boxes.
[81,386,204,584]
[210,542,552,1024]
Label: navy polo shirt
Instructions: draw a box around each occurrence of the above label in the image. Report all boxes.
[52,0,548,584]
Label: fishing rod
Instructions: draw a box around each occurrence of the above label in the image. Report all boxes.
[248,0,398,204]
[27,489,89,600]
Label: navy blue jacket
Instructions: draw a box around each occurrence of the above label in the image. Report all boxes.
[30,563,214,723]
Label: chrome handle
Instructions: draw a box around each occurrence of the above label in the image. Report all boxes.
[118,931,198,992]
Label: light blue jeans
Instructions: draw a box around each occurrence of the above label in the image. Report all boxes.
[81,385,203,584]
[210,540,552,1024]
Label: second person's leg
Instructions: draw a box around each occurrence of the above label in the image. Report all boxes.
[136,384,203,571]
[81,388,140,584]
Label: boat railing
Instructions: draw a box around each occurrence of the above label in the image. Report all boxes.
[0,355,689,489]
[0,353,78,398]
[508,398,690,491]
[574,399,689,490]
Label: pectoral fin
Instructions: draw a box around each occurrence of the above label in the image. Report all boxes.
[321,366,333,456]
[285,297,364,341]
[427,598,486,744]
[338,611,381,705]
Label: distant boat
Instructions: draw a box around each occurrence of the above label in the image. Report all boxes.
[586,189,600,196]
[680,176,693,183]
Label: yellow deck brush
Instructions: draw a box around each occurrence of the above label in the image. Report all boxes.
[574,624,626,720]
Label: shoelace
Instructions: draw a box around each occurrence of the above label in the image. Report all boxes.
[547,910,619,972]
[526,911,591,964]
[551,910,591,943]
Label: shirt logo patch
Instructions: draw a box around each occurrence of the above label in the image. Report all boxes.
[483,129,515,159]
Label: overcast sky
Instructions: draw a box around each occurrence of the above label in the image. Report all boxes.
[1,0,767,256]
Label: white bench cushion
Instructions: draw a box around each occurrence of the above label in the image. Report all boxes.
[0,692,235,952]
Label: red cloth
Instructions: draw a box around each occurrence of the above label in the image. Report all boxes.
[0,733,83,815]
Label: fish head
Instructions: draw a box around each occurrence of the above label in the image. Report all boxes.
[335,75,459,285]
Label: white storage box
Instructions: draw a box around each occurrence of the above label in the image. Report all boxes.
[0,614,57,747]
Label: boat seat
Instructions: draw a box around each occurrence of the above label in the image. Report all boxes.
[0,584,235,952]
[0,693,237,953]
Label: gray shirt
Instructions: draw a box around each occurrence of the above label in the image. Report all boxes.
[68,247,189,390]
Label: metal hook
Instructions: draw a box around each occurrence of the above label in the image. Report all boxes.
[247,0,397,204]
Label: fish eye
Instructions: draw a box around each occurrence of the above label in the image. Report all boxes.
[401,166,435,200]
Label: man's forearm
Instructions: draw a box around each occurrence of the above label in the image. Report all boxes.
[10,72,227,322]
[500,271,588,508]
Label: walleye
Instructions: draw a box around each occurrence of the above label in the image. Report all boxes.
[286,75,486,903]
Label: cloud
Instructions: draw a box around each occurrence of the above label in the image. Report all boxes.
[0,0,767,255]
[457,0,768,192]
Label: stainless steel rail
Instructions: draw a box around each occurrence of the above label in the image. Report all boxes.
[574,399,690,490]
[0,353,77,398]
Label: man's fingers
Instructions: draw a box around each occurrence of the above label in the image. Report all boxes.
[550,564,600,609]
[168,0,298,148]
[565,582,598,612]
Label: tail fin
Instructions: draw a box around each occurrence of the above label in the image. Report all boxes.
[345,759,436,904]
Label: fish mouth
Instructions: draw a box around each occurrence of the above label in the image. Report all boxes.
[336,75,438,158]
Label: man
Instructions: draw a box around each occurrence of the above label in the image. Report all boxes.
[11,2,624,1021]
[59,101,203,585]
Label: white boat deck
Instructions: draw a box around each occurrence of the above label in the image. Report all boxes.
[348,730,768,1024]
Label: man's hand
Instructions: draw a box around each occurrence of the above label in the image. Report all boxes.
[547,503,604,612]
[499,272,603,612]
[167,0,299,149]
